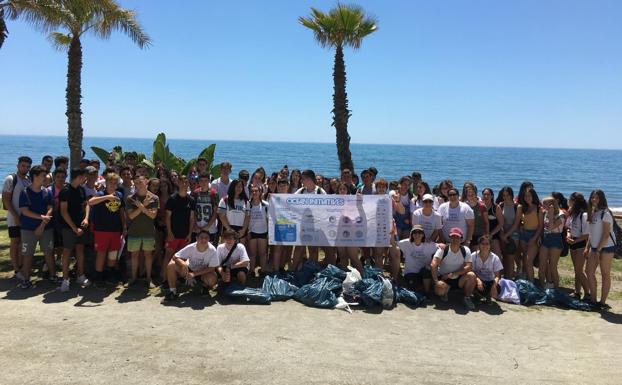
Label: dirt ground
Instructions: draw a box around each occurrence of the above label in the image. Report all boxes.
[1,276,621,385]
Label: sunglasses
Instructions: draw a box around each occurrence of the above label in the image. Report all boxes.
[448,193,458,197]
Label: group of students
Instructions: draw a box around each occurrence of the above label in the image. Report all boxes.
[2,154,619,310]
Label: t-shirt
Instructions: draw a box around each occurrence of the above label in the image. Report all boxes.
[398,240,438,274]
[58,184,87,229]
[357,184,375,195]
[566,212,588,238]
[411,208,443,240]
[437,202,474,242]
[471,251,503,281]
[165,193,196,238]
[91,190,125,232]
[18,187,52,231]
[294,186,327,194]
[193,189,219,234]
[249,200,269,234]
[126,191,159,238]
[175,242,219,272]
[434,245,472,276]
[212,177,231,202]
[588,210,616,249]
[2,174,31,227]
[218,198,250,227]
[82,184,98,199]
[217,243,250,268]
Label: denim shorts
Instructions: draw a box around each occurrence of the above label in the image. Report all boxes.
[541,233,563,249]
[520,229,537,242]
[591,245,616,254]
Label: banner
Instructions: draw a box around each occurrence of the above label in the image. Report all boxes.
[268,194,392,247]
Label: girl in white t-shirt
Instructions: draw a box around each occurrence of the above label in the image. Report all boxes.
[397,225,439,294]
[217,179,250,246]
[565,192,589,299]
[585,189,617,310]
[248,185,269,276]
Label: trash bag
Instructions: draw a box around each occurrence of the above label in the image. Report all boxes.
[394,285,426,308]
[497,278,520,304]
[261,276,299,301]
[342,267,362,296]
[223,284,272,305]
[353,278,384,308]
[545,289,592,311]
[294,276,342,308]
[317,264,347,282]
[516,279,548,305]
[362,266,384,279]
[380,277,395,309]
[277,261,322,287]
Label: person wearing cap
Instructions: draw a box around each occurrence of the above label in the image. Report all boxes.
[161,230,219,303]
[395,224,439,293]
[430,227,477,310]
[437,187,475,245]
[412,193,443,242]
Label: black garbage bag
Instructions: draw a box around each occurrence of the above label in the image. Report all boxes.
[261,276,299,301]
[353,278,383,308]
[516,279,548,305]
[394,285,426,308]
[317,264,347,282]
[223,284,271,305]
[294,276,342,308]
[362,266,384,280]
[276,261,322,287]
[545,289,592,311]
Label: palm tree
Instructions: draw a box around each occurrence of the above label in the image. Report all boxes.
[300,3,377,173]
[11,0,150,168]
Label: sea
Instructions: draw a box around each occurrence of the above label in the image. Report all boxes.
[0,135,620,210]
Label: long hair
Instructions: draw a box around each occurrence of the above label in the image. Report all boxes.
[551,191,569,210]
[518,187,540,211]
[415,181,432,200]
[587,189,609,223]
[542,196,560,217]
[496,186,514,205]
[568,192,587,219]
[290,169,302,189]
[227,179,249,209]
[461,181,477,202]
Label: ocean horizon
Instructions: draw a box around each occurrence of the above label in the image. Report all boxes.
[0,134,620,209]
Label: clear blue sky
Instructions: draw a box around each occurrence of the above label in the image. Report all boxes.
[0,0,620,149]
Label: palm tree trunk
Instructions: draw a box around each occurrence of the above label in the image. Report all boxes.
[0,7,8,49]
[332,44,354,173]
[66,36,83,169]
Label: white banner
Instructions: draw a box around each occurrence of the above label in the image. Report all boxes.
[268,194,392,247]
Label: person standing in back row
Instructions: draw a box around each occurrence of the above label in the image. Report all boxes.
[291,169,326,270]
[162,176,195,282]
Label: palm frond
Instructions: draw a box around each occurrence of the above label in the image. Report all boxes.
[94,6,151,48]
[47,30,71,50]
[0,7,7,49]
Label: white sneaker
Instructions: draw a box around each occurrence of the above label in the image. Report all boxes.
[77,275,91,287]
[60,279,70,292]
[14,271,25,281]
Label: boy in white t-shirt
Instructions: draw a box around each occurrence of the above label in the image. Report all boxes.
[216,229,251,286]
[430,227,477,310]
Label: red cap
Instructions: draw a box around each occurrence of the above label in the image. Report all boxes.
[449,227,463,238]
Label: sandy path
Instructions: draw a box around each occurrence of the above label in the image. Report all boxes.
[0,278,620,385]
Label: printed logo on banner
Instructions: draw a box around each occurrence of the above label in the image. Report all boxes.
[275,217,297,242]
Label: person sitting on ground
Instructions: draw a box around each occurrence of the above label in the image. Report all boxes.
[471,235,503,303]
[396,224,439,294]
[216,229,251,286]
[161,230,219,303]
[430,227,477,310]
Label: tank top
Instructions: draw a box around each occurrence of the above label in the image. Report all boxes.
[522,207,539,231]
[501,202,516,233]
[543,212,564,234]
[486,203,498,233]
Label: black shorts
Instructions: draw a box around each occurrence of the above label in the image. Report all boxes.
[404,270,431,288]
[53,227,63,248]
[8,226,21,239]
[569,239,587,250]
[442,277,461,290]
[217,267,249,280]
[477,280,498,297]
[229,225,247,238]
[250,232,268,240]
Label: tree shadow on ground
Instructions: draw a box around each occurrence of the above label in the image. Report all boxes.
[115,285,151,303]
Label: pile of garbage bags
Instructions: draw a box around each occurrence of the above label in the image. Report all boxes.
[222,262,427,311]
[497,279,592,311]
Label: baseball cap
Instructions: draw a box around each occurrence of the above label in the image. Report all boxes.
[449,227,463,238]
[85,166,97,174]
[422,194,434,202]
[410,224,425,233]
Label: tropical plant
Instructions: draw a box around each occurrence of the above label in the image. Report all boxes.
[299,3,377,173]
[90,145,146,168]
[10,0,151,169]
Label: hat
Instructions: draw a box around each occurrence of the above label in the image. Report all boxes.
[449,227,463,238]
[85,166,97,174]
[422,194,434,202]
[410,224,425,233]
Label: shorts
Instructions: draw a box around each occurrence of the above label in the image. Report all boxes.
[520,229,537,242]
[93,231,122,252]
[53,227,63,248]
[569,239,587,250]
[250,232,268,240]
[591,246,616,254]
[165,238,188,251]
[20,229,54,256]
[442,276,461,290]
[476,280,498,297]
[8,226,21,239]
[127,236,155,252]
[230,267,249,278]
[61,228,88,250]
[541,233,563,249]
[404,270,431,288]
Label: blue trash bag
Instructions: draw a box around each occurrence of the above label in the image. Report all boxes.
[223,284,272,305]
[545,289,592,311]
[362,266,384,279]
[394,285,426,308]
[353,278,384,308]
[317,264,347,282]
[294,276,342,308]
[261,276,299,301]
[276,261,322,287]
[516,279,548,305]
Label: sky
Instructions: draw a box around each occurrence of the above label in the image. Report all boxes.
[0,0,621,149]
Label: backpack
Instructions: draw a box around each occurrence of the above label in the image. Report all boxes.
[442,245,467,260]
[3,173,27,210]
[601,210,622,258]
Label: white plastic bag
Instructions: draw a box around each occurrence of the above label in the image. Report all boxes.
[342,267,362,295]
[497,278,520,304]
[380,277,395,309]
[335,296,359,313]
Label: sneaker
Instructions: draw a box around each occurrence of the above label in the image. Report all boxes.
[19,279,32,289]
[77,275,91,287]
[14,271,25,281]
[60,279,70,292]
[48,275,62,284]
[583,293,592,302]
[161,291,178,303]
[463,296,475,310]
[440,292,448,302]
